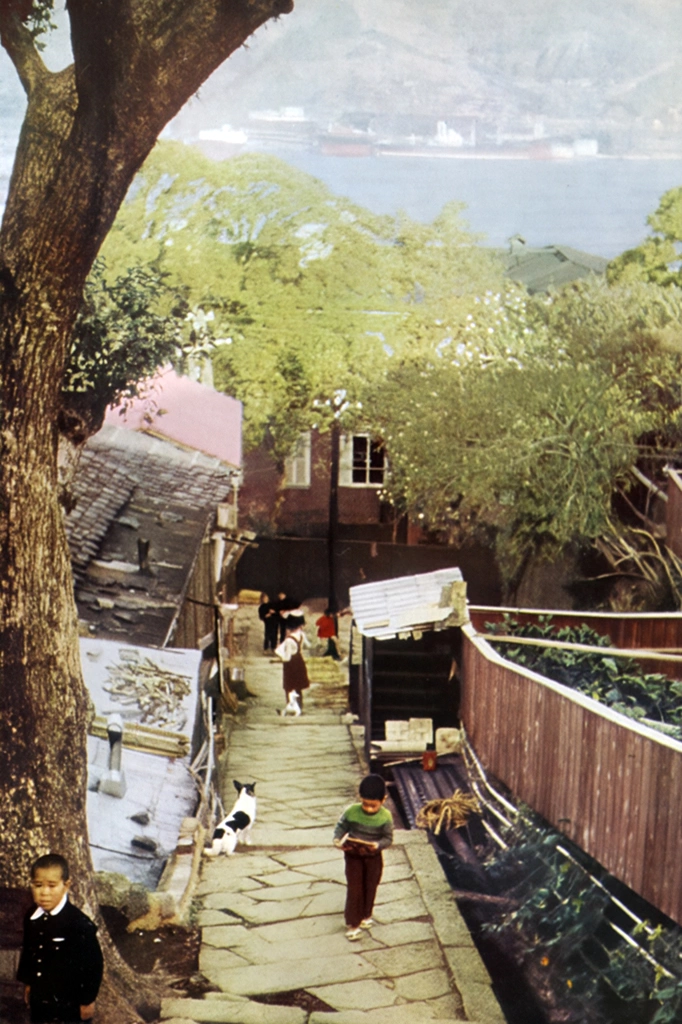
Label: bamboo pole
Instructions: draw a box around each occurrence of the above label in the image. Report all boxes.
[483,634,682,664]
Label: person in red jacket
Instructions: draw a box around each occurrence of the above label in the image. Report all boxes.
[316,607,341,661]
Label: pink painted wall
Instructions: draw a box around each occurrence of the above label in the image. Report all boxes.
[105,367,242,468]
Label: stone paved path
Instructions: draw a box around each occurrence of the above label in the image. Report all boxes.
[160,608,505,1024]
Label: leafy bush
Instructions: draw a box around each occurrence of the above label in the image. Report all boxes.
[482,807,682,1023]
[486,615,682,739]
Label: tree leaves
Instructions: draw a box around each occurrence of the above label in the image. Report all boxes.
[59,259,204,442]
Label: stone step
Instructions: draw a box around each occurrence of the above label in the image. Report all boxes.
[161,995,307,1023]
[308,1006,468,1024]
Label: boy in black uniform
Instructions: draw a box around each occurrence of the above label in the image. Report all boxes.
[17,853,103,1023]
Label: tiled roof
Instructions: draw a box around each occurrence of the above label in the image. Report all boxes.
[62,424,237,646]
[64,424,235,574]
[500,243,609,294]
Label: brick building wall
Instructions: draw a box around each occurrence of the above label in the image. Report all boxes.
[240,430,385,538]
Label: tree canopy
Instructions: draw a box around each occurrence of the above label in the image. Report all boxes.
[102,142,502,453]
[61,259,209,442]
[369,277,682,583]
[608,186,682,287]
[101,144,682,596]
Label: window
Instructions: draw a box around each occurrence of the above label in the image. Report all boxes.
[283,432,311,487]
[339,434,386,487]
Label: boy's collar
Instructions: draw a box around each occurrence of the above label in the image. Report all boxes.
[30,893,68,919]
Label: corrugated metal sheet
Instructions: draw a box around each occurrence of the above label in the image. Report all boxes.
[391,756,470,829]
[461,622,682,927]
[350,568,467,639]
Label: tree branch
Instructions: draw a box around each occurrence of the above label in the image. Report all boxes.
[67,0,293,135]
[0,5,48,96]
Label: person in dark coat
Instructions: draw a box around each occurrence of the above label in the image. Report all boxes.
[273,591,298,644]
[258,592,279,653]
[18,853,103,1024]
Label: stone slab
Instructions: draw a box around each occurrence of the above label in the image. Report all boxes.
[442,944,492,985]
[363,920,436,947]
[308,977,399,1010]
[250,913,342,944]
[393,968,453,1001]
[361,940,445,978]
[196,910,245,928]
[246,879,341,902]
[308,1005,454,1024]
[161,997,306,1024]
[375,879,424,905]
[426,991,466,1019]
[230,928,382,965]
[275,847,342,867]
[199,947,252,973]
[202,952,379,996]
[253,826,336,846]
[373,897,430,924]
[201,924,251,948]
[288,859,347,882]
[202,891,312,923]
[453,978,507,1023]
[381,862,417,884]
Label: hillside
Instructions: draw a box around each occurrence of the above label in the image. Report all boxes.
[167,0,682,154]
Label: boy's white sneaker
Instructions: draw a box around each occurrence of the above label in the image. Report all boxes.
[359,918,374,929]
[345,927,362,940]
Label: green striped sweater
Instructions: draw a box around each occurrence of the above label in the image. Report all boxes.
[333,803,394,850]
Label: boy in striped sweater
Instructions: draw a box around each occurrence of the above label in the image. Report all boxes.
[333,774,393,940]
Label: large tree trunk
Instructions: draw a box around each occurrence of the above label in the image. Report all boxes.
[0,0,292,1015]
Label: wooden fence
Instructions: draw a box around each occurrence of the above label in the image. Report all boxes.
[461,621,682,926]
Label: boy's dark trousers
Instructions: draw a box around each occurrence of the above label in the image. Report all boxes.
[29,997,81,1023]
[344,849,383,928]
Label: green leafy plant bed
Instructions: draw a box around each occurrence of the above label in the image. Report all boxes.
[485,615,682,741]
[487,811,682,1023]
[437,804,682,1024]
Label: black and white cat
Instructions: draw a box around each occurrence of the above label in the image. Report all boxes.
[205,780,257,856]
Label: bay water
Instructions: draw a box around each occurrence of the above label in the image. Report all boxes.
[268,150,682,259]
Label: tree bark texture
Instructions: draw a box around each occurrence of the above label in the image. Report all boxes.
[0,0,293,1009]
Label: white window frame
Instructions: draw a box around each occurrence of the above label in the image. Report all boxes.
[283,431,312,488]
[339,433,386,488]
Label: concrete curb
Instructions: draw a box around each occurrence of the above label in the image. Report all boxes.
[401,829,506,1023]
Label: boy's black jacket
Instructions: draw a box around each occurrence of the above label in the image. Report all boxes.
[17,900,103,1009]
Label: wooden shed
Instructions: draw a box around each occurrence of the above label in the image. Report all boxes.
[349,568,468,764]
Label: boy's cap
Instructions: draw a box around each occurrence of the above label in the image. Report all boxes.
[359,774,386,800]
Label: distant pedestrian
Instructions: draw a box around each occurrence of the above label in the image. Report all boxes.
[275,612,310,713]
[316,607,341,660]
[273,591,297,644]
[333,774,393,940]
[258,592,278,653]
[17,852,103,1023]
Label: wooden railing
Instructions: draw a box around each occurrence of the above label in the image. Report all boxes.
[461,621,682,926]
